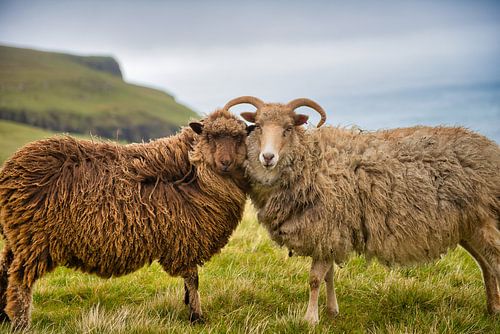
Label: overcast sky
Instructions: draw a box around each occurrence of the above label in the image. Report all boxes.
[0,0,499,137]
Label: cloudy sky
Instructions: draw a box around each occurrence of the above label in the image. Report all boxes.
[1,0,499,139]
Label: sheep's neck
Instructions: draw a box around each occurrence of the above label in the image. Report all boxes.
[229,166,251,193]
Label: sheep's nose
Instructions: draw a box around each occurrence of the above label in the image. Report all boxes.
[262,153,274,163]
[220,159,231,167]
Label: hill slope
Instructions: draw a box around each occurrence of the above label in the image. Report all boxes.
[0,45,197,142]
[0,120,92,164]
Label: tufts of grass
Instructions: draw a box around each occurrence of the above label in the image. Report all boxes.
[0,204,498,333]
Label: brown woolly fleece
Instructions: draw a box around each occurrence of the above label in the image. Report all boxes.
[240,98,500,320]
[0,108,248,330]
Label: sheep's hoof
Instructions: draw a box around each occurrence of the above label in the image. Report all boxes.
[10,319,29,332]
[487,304,500,316]
[327,307,339,318]
[189,312,204,324]
[0,311,9,323]
[303,313,319,325]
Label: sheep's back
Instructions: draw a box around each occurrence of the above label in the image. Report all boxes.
[328,126,500,264]
[0,135,183,273]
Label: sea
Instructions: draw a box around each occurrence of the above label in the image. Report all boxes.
[318,82,500,143]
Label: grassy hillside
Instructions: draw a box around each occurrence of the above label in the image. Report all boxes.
[0,205,497,333]
[0,45,197,142]
[0,120,92,164]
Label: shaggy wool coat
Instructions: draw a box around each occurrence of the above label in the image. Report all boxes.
[0,111,248,288]
[246,125,500,264]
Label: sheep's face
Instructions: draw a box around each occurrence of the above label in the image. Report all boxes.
[242,106,308,171]
[222,96,326,184]
[207,133,246,174]
[189,110,248,175]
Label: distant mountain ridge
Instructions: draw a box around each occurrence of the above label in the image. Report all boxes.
[66,54,123,78]
[0,45,197,142]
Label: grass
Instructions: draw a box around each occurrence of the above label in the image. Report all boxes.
[0,45,197,141]
[0,204,498,333]
[0,120,92,164]
[0,120,56,163]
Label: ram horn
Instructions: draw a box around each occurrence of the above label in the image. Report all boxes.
[223,96,265,110]
[287,98,327,127]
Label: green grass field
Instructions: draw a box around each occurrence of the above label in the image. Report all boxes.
[0,204,497,333]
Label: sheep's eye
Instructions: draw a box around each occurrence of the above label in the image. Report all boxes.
[283,126,293,136]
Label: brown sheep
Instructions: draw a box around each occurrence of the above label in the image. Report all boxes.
[225,96,500,324]
[0,108,249,330]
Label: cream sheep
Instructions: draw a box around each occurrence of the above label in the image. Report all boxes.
[225,96,500,324]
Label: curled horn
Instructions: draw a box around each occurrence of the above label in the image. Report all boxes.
[223,96,265,110]
[287,98,327,127]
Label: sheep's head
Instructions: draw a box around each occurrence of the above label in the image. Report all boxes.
[189,109,248,175]
[224,96,326,174]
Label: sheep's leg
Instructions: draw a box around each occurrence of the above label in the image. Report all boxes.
[5,258,35,331]
[184,283,189,305]
[183,268,203,323]
[4,244,53,332]
[304,258,330,325]
[0,245,14,322]
[460,240,500,314]
[466,220,500,315]
[470,221,500,275]
[324,261,339,318]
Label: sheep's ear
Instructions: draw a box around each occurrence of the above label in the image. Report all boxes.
[241,112,257,123]
[294,114,309,126]
[189,122,204,134]
[246,124,256,135]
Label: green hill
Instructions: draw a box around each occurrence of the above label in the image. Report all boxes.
[0,45,197,142]
[0,120,83,164]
